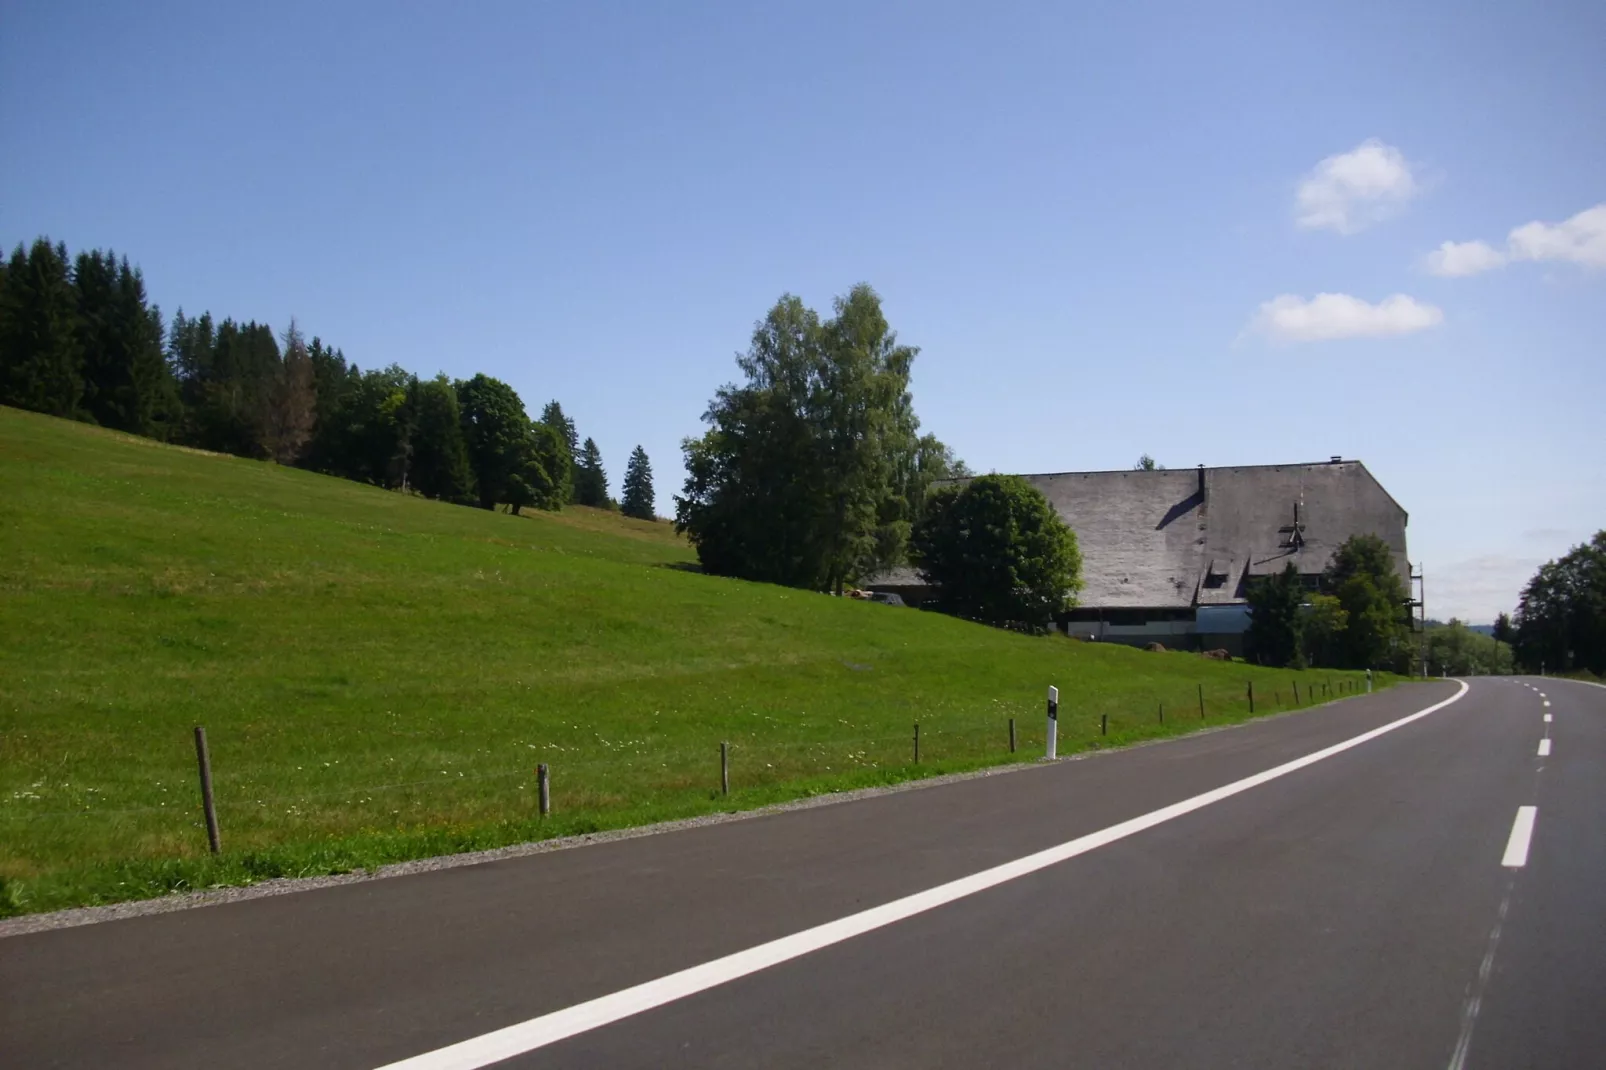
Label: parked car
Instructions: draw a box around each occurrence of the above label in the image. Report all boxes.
[866,591,906,607]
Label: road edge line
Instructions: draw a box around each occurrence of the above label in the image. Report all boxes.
[374,680,1472,1070]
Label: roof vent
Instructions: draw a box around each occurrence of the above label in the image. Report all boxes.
[1330,455,1342,463]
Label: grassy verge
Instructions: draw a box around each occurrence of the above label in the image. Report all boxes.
[0,406,1405,917]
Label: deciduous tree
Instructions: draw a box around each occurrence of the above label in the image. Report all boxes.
[1325,533,1412,670]
[455,374,532,510]
[1515,532,1606,675]
[910,474,1082,631]
[1247,562,1303,667]
[677,285,951,588]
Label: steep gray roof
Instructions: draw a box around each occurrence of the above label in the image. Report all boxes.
[874,460,1409,610]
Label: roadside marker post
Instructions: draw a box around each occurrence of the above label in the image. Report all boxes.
[1008,717,1016,754]
[1100,713,1108,736]
[1046,686,1059,759]
[913,723,920,764]
[1158,702,1164,725]
[720,742,729,796]
[193,726,221,855]
[1198,683,1205,719]
[1247,681,1255,714]
[1367,669,1373,694]
[1294,681,1301,704]
[537,763,550,817]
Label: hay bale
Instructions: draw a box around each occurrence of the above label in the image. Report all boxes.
[1201,648,1232,661]
[1144,642,1167,653]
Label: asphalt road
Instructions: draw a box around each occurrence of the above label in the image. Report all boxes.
[4,676,1601,1069]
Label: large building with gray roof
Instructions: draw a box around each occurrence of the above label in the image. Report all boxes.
[867,457,1410,651]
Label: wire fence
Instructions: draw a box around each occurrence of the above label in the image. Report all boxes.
[1,674,1383,860]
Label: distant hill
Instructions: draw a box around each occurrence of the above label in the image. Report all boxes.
[1424,619,1497,636]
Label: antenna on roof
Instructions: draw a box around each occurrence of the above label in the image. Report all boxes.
[1330,455,1342,463]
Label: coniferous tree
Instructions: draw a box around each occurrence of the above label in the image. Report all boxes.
[301,337,355,473]
[410,374,475,502]
[0,239,83,418]
[74,251,175,437]
[507,421,568,514]
[621,445,655,520]
[573,437,610,507]
[539,400,578,502]
[259,319,316,464]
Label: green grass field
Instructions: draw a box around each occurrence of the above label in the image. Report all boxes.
[0,406,1403,916]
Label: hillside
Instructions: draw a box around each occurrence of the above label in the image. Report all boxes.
[0,406,1397,915]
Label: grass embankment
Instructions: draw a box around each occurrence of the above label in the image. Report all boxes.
[0,406,1403,916]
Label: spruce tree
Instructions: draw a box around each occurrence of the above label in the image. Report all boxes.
[573,437,610,507]
[539,400,579,502]
[621,445,655,520]
[0,239,83,418]
[259,319,316,464]
[73,251,175,436]
[410,374,475,502]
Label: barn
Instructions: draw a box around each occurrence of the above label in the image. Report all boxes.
[866,457,1411,652]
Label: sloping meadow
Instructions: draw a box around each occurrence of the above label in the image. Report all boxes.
[0,407,1398,915]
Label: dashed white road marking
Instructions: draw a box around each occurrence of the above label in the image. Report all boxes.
[371,683,1472,1070]
[1537,739,1551,757]
[1543,700,1550,708]
[1446,876,1516,1070]
[1543,713,1552,723]
[1501,807,1537,868]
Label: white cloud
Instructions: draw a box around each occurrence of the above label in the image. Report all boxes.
[1424,202,1606,278]
[1295,139,1419,234]
[1424,239,1506,277]
[1244,292,1444,343]
[1507,203,1606,268]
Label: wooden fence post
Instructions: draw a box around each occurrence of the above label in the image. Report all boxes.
[193,726,220,855]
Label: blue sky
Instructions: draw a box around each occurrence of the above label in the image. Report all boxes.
[4,0,1602,622]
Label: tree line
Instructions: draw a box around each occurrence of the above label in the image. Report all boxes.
[1511,531,1605,676]
[0,237,656,520]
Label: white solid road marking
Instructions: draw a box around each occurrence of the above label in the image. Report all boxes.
[1543,713,1552,723]
[1537,739,1552,757]
[372,682,1472,1070]
[1502,807,1538,868]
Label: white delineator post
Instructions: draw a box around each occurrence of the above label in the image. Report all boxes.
[1366,669,1373,693]
[1046,686,1059,759]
